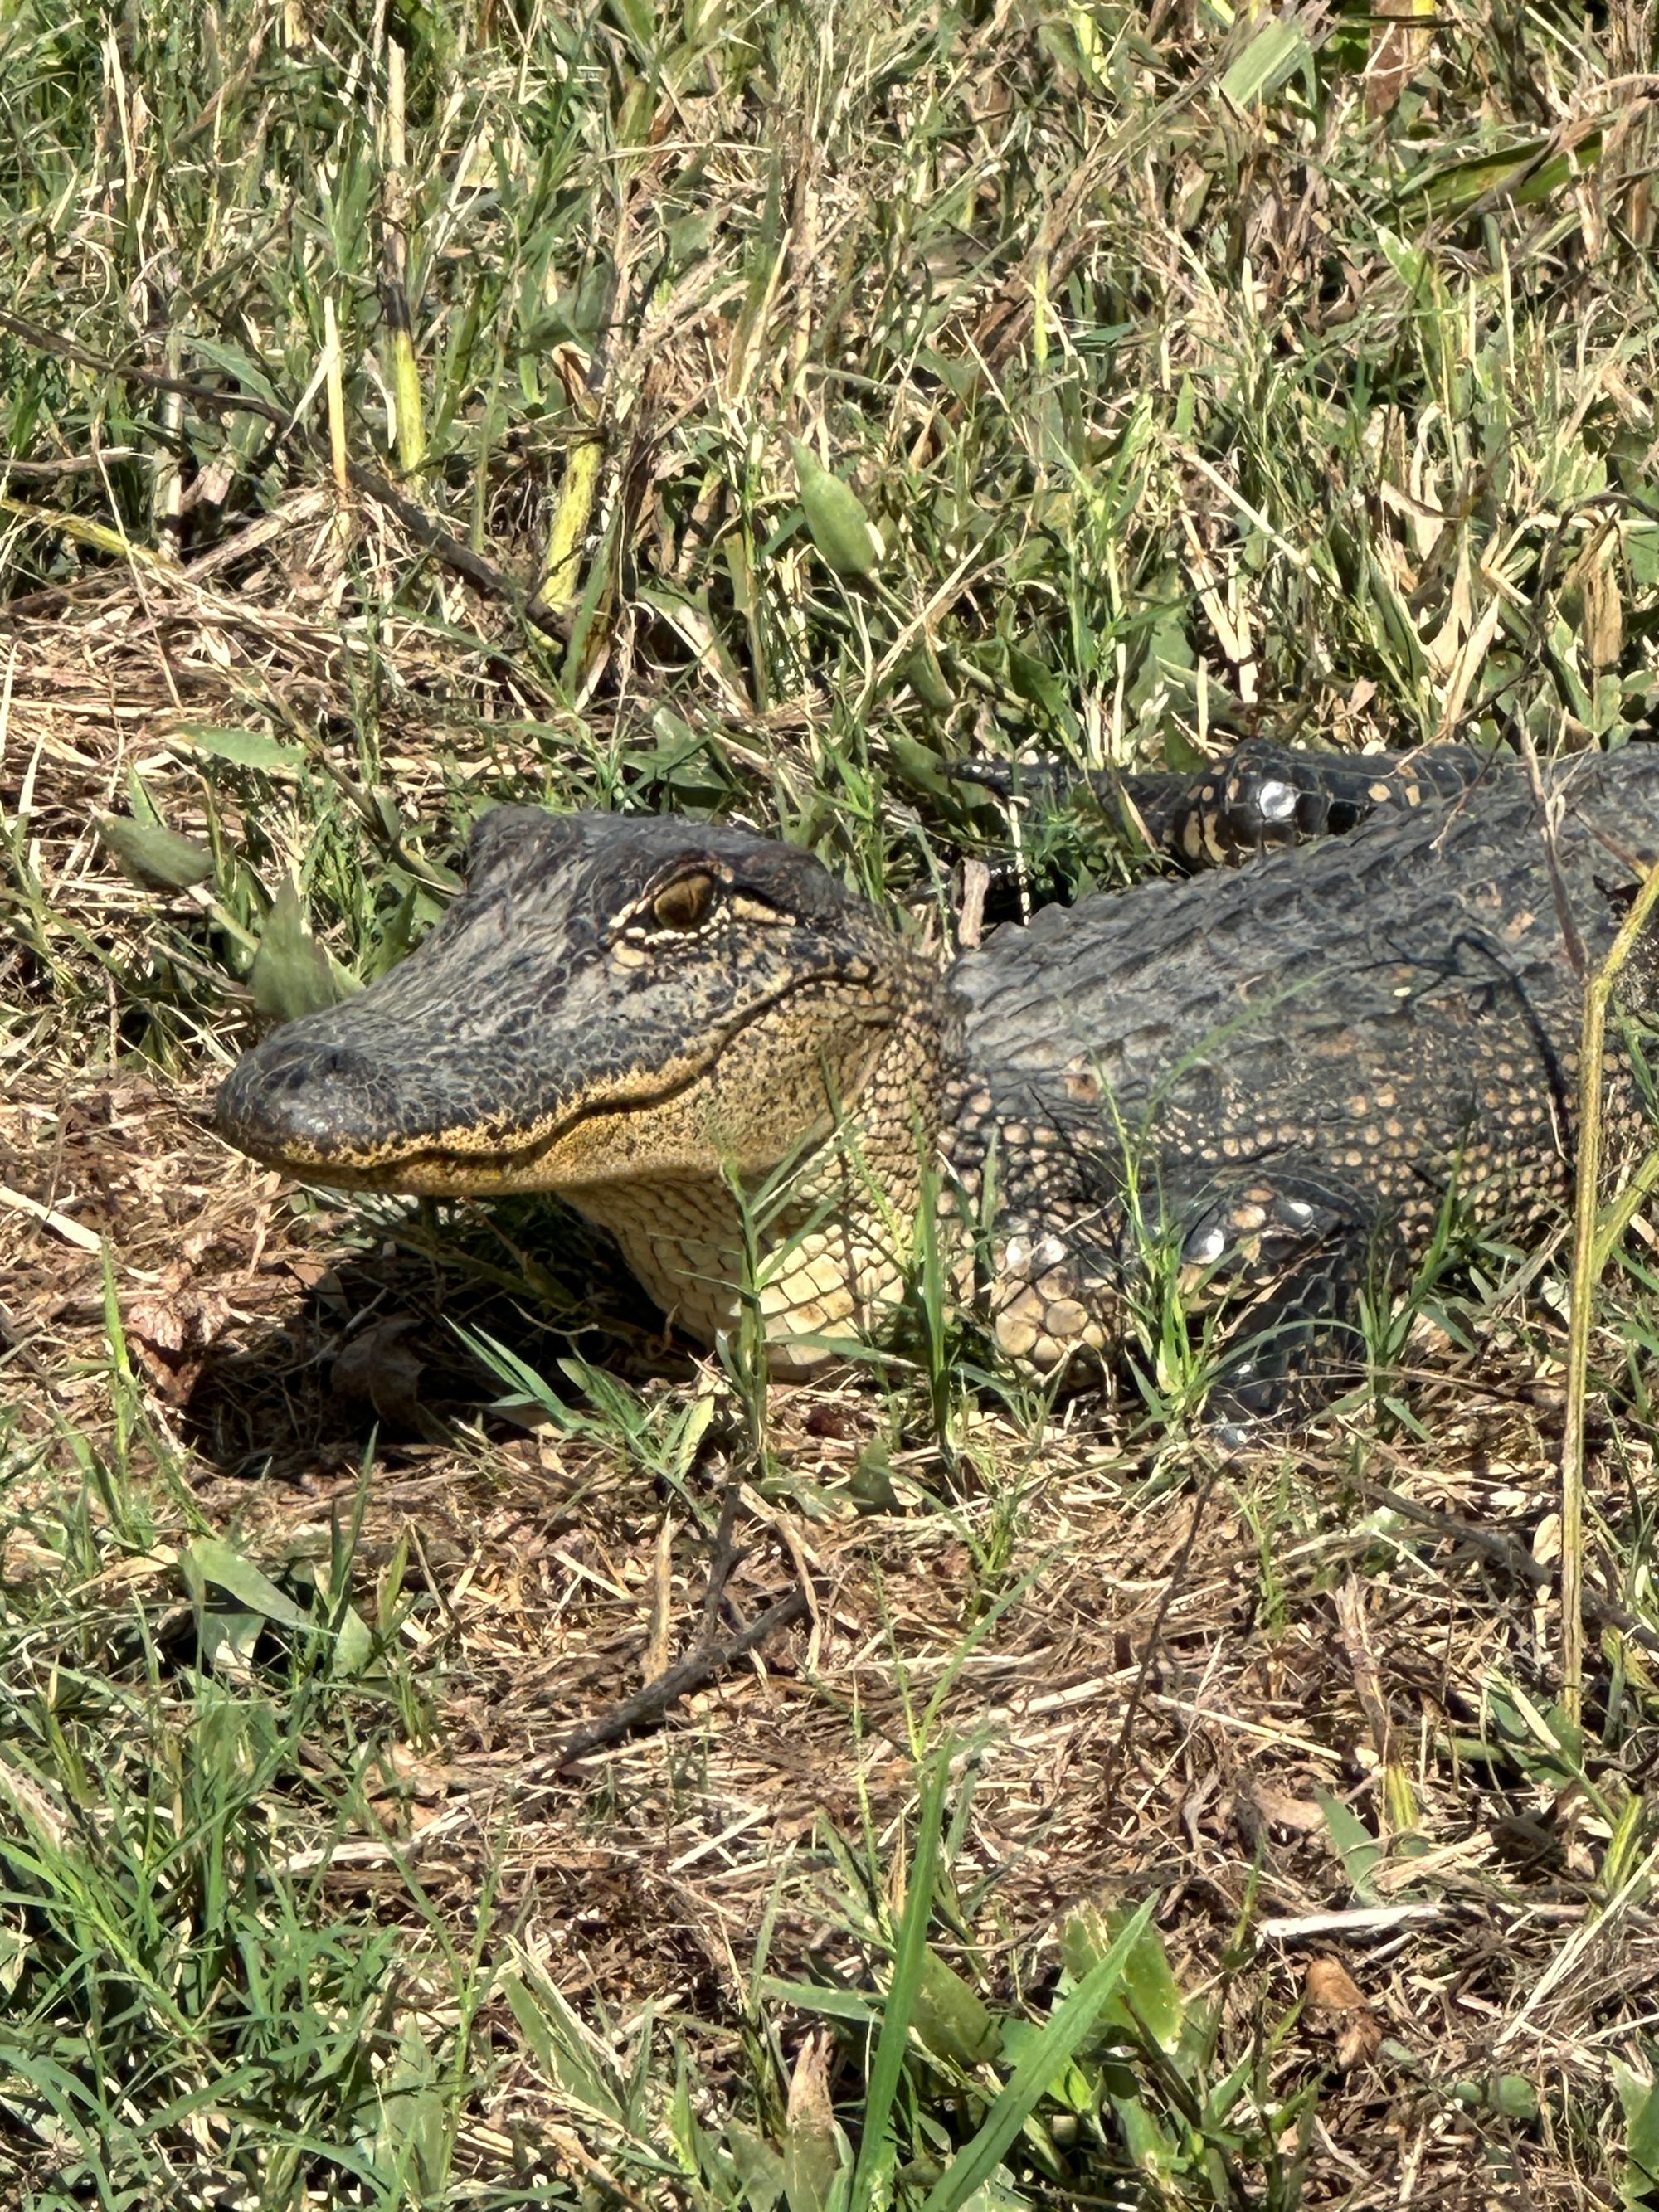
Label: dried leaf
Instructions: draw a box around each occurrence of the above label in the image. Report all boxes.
[783,2031,844,2212]
[125,1265,231,1405]
[1365,0,1433,119]
[331,1315,426,1426]
[1584,556,1623,673]
[1250,1780,1326,1835]
[1305,1957,1382,2070]
[1304,1958,1367,2013]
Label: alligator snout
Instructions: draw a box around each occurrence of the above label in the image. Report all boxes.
[215,1027,396,1169]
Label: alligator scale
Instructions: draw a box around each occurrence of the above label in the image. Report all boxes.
[216,741,1659,1418]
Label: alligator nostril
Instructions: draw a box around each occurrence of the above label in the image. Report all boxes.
[265,1038,368,1091]
[308,1042,362,1081]
[216,1031,382,1153]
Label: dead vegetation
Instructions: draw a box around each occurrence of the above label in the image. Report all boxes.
[8,0,1659,2204]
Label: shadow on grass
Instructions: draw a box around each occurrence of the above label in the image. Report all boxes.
[180,1197,698,1482]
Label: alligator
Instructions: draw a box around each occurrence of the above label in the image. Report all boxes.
[214,740,1659,1417]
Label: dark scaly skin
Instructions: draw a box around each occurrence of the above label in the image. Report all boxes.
[215,745,1659,1409]
[950,738,1499,867]
[947,742,1659,1399]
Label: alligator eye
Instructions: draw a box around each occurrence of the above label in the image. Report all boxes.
[652,870,718,932]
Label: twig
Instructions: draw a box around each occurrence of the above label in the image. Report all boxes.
[544,1587,809,1772]
[1356,1470,1659,1660]
[342,459,526,610]
[1335,1575,1393,1770]
[539,1474,786,1772]
[1257,1903,1447,1945]
[0,307,284,425]
[697,1469,746,1640]
[0,1184,104,1254]
[1561,854,1659,1722]
[1098,1460,1223,1826]
[0,451,144,477]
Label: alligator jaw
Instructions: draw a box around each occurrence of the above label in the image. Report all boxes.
[214,977,838,1198]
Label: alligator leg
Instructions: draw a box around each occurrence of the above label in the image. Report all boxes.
[951,740,1501,871]
[983,1152,1384,1425]
[1170,1168,1382,1433]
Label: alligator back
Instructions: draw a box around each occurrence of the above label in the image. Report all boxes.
[946,747,1659,1272]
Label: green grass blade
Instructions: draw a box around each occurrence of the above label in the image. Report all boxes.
[847,1749,951,2210]
[919,1898,1157,2212]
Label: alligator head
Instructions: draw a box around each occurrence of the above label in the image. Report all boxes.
[215,807,944,1354]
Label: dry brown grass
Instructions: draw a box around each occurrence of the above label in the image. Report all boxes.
[9,0,1659,2200]
[8,536,1659,2200]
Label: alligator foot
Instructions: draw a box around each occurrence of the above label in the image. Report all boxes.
[950,737,1498,870]
[1175,1169,1377,1438]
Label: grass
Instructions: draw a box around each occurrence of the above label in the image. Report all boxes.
[8,0,1659,2202]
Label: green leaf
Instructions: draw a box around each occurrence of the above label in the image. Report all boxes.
[849,1753,951,2207]
[251,878,350,1023]
[920,1900,1156,2212]
[329,1605,377,1680]
[912,1950,1000,2068]
[759,1978,880,2027]
[1450,2072,1539,2120]
[1005,645,1066,722]
[1404,133,1603,221]
[96,814,215,891]
[1627,526,1659,590]
[167,724,309,775]
[885,732,956,802]
[994,2021,1093,2114]
[606,0,656,50]
[899,636,954,712]
[371,2015,446,2195]
[1220,20,1310,109]
[728,2124,786,2212]
[1316,1791,1383,1903]
[182,1538,313,1631]
[1062,1904,1184,2052]
[1617,2059,1659,2200]
[791,438,882,581]
[1492,2074,1539,2122]
[503,1970,625,2122]
[187,336,283,407]
[197,1611,265,1674]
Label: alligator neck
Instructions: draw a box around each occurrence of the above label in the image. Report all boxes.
[562,984,951,1369]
